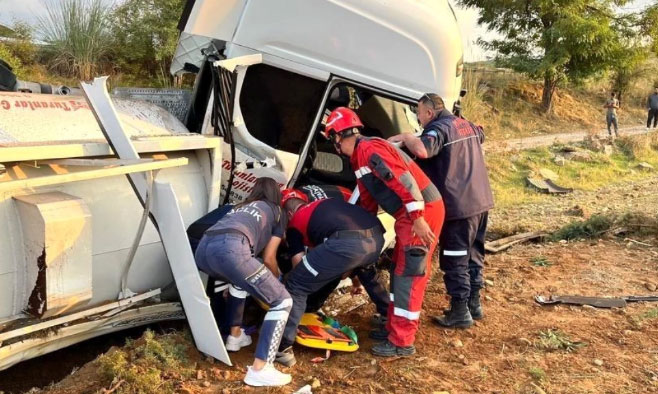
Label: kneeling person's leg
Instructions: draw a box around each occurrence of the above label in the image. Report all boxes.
[233,262,292,364]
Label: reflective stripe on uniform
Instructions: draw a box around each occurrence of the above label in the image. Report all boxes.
[443,250,468,256]
[389,293,395,302]
[271,298,293,310]
[229,285,248,298]
[214,285,229,293]
[354,166,372,179]
[393,307,420,320]
[405,201,425,212]
[302,256,319,276]
[263,310,290,321]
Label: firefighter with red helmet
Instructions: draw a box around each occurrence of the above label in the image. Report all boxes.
[322,107,445,357]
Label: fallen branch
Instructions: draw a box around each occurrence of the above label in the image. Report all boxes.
[485,231,546,253]
[101,379,125,394]
[624,238,654,247]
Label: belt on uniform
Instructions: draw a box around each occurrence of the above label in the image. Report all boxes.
[205,228,254,255]
[330,225,384,240]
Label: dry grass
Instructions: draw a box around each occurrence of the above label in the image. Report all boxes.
[487,132,658,208]
[463,65,654,141]
[97,329,195,394]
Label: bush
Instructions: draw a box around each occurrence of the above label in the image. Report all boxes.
[3,21,38,66]
[0,42,24,79]
[551,215,614,241]
[38,0,112,80]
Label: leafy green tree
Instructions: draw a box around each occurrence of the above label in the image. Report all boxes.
[608,8,656,105]
[110,0,186,86]
[458,0,631,114]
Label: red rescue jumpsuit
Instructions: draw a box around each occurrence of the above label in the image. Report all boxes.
[351,137,445,347]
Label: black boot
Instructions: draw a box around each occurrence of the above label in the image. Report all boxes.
[468,289,483,320]
[433,298,473,328]
[442,290,484,320]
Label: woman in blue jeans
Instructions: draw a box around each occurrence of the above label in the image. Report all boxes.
[195,177,292,387]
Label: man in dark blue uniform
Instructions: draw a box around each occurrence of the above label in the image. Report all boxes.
[389,93,494,329]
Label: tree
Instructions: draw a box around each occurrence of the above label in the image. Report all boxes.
[608,8,656,105]
[458,0,631,114]
[110,0,186,86]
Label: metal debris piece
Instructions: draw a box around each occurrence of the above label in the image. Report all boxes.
[539,168,559,180]
[310,349,332,363]
[526,177,573,194]
[535,295,627,308]
[536,294,658,308]
[485,232,546,254]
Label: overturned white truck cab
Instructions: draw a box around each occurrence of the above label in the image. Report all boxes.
[0,0,463,369]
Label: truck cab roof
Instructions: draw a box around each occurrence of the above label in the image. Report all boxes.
[179,0,463,104]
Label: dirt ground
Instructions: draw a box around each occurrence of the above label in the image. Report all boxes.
[32,177,658,394]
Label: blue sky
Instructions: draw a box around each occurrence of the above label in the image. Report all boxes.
[0,0,654,61]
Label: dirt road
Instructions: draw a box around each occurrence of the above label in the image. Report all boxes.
[489,125,656,153]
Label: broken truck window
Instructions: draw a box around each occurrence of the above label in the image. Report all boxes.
[239,64,326,154]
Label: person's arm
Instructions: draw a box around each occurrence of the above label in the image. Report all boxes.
[291,251,304,268]
[262,236,282,277]
[474,124,486,144]
[360,146,435,245]
[388,133,429,158]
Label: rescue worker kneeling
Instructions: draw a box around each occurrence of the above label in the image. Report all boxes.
[281,187,390,325]
[195,177,292,387]
[275,190,385,366]
[323,107,445,357]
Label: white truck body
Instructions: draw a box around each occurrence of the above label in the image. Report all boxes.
[0,0,462,370]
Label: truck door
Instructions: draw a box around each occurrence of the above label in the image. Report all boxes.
[203,55,328,204]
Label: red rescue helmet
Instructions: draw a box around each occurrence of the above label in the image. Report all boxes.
[322,107,363,140]
[281,188,309,207]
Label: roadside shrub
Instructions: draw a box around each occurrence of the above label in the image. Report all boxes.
[38,0,112,80]
[551,215,614,241]
[0,42,25,79]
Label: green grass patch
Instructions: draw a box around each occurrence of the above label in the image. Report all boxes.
[530,256,552,267]
[634,308,658,323]
[528,366,547,382]
[535,329,586,352]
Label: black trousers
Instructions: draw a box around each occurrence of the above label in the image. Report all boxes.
[648,109,658,128]
[438,212,488,300]
[280,229,385,349]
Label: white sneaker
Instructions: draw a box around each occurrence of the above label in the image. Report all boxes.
[243,364,292,387]
[225,329,252,352]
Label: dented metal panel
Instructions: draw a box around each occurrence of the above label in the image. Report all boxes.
[13,192,93,318]
[81,77,231,365]
[0,92,191,147]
